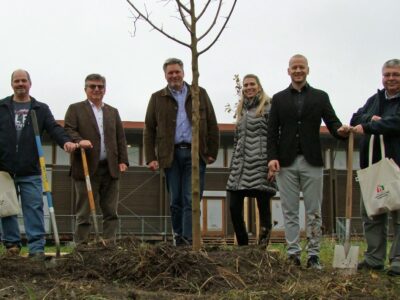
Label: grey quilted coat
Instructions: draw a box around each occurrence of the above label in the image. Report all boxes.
[226,99,277,194]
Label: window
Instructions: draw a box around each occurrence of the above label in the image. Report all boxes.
[212,148,225,167]
[56,146,70,165]
[127,145,140,166]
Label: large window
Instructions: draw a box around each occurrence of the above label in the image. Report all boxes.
[331,149,360,170]
[56,146,70,165]
[43,144,52,164]
[211,148,225,167]
[127,145,140,166]
[227,147,233,167]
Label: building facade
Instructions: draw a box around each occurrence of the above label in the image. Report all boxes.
[39,122,362,242]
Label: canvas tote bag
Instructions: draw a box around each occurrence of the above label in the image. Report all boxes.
[0,171,20,217]
[356,135,400,218]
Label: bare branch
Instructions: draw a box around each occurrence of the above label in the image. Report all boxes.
[197,0,212,21]
[176,0,190,14]
[176,0,192,32]
[126,0,191,48]
[198,0,238,56]
[198,0,222,42]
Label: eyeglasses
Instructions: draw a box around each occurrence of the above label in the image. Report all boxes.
[383,73,400,78]
[86,84,105,90]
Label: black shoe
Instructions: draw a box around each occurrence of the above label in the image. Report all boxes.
[357,260,384,271]
[388,258,400,276]
[288,255,301,266]
[307,255,323,270]
[258,227,270,246]
[174,235,191,246]
[28,252,46,262]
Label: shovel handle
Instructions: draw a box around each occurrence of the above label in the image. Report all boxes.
[80,148,101,240]
[31,110,61,256]
[346,131,354,220]
[81,148,96,212]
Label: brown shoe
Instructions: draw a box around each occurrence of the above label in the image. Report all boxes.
[5,245,21,256]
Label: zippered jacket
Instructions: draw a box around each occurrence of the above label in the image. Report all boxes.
[350,89,400,168]
[226,101,277,194]
[0,95,71,176]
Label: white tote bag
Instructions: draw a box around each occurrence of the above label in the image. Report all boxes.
[356,135,400,218]
[0,171,20,217]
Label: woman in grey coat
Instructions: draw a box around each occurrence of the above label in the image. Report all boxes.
[226,74,277,246]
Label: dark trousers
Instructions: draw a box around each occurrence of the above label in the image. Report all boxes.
[228,190,273,246]
[74,163,119,243]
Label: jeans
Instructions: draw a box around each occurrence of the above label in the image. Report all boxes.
[164,148,206,240]
[1,175,45,254]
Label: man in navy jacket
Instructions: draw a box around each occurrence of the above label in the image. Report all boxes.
[0,69,76,259]
[351,59,400,276]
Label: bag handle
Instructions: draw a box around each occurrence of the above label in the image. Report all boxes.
[368,135,385,166]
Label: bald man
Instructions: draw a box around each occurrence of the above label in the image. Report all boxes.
[0,69,76,260]
[267,55,349,269]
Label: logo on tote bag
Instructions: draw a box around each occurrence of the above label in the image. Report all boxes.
[376,185,384,193]
[375,184,389,200]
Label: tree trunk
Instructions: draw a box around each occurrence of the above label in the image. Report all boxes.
[190,0,201,251]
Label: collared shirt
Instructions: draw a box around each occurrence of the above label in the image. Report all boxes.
[88,100,107,160]
[385,90,400,100]
[169,83,192,144]
[290,83,309,154]
[290,83,309,117]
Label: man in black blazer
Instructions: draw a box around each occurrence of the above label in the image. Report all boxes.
[267,54,349,269]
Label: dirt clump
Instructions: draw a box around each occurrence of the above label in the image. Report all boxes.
[0,237,399,299]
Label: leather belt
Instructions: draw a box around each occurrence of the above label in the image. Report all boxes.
[98,159,108,166]
[175,143,191,149]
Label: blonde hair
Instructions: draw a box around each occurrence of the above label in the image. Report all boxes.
[235,74,271,123]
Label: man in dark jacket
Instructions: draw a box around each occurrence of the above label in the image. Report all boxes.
[0,69,76,258]
[351,58,400,276]
[144,58,219,245]
[267,54,349,269]
[64,73,129,245]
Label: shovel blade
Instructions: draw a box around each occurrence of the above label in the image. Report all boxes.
[333,244,359,274]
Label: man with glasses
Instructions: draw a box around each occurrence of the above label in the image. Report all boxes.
[64,73,128,245]
[351,59,400,276]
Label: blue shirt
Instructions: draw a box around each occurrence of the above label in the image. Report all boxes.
[170,84,192,144]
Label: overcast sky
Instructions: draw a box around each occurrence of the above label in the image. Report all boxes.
[1,0,400,124]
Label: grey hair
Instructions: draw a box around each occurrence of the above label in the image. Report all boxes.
[163,58,184,72]
[382,59,400,70]
[11,69,31,84]
[85,73,106,86]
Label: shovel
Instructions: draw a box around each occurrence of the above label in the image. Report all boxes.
[80,148,104,244]
[30,110,61,258]
[333,130,359,274]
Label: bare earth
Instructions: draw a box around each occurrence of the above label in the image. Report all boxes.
[0,238,399,299]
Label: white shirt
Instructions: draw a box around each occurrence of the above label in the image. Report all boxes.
[88,100,107,161]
